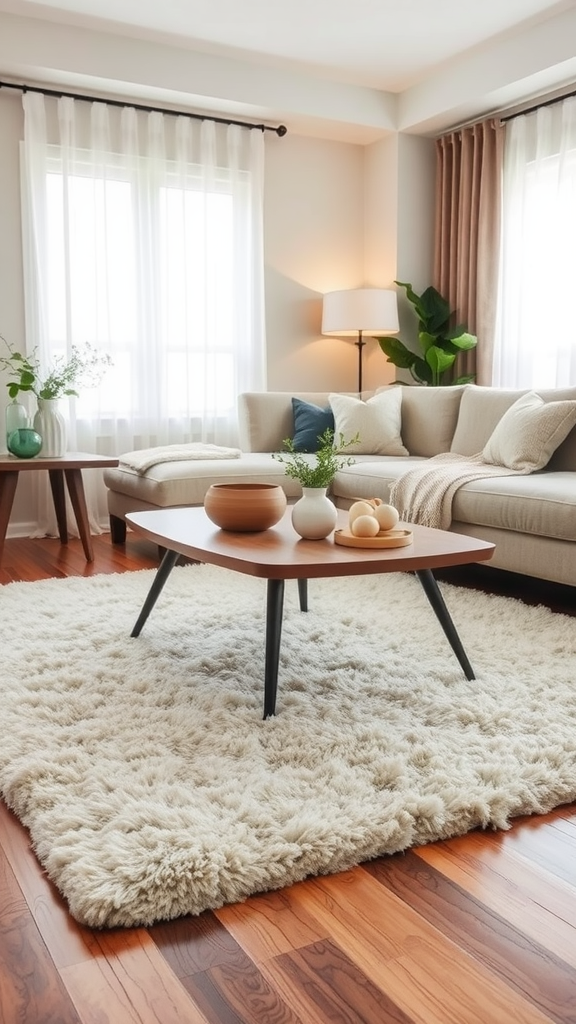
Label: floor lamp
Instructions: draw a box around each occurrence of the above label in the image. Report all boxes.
[321,288,399,394]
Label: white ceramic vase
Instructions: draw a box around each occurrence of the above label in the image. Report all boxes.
[291,486,338,540]
[33,398,67,458]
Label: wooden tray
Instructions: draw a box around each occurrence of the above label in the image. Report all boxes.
[334,528,413,549]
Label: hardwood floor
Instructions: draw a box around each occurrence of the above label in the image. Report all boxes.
[1,534,575,1024]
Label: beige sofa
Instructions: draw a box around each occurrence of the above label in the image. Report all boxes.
[104,385,576,587]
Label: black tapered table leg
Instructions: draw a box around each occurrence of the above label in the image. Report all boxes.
[415,569,475,680]
[298,578,308,612]
[264,578,285,718]
[131,549,180,637]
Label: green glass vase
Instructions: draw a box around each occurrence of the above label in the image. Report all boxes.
[7,427,43,459]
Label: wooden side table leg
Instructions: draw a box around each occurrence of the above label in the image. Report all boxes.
[63,468,94,562]
[0,471,20,566]
[48,470,68,543]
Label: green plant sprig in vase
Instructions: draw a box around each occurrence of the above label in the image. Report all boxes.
[1,336,112,457]
[272,428,358,488]
[0,338,112,400]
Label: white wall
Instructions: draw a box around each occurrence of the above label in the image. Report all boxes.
[264,132,365,393]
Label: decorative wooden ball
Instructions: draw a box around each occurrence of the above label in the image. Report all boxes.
[204,483,287,532]
[373,503,400,531]
[348,500,376,528]
[350,514,380,538]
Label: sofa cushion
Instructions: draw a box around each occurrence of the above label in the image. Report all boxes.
[482,391,576,471]
[103,453,304,507]
[452,472,576,543]
[331,457,427,504]
[329,390,408,456]
[451,384,576,456]
[291,397,335,452]
[377,384,464,456]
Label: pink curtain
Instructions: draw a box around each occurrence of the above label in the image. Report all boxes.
[434,118,504,384]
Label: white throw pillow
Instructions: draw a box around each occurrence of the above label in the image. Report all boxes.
[329,390,408,456]
[482,391,576,472]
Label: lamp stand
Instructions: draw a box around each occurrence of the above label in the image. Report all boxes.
[355,330,366,394]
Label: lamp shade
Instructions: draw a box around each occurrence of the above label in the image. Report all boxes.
[321,288,399,337]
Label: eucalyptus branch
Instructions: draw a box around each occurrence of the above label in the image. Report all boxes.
[272,428,358,488]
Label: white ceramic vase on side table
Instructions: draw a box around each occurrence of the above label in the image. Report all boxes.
[33,398,67,457]
[291,486,338,540]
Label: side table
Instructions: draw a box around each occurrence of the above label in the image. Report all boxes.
[0,452,119,565]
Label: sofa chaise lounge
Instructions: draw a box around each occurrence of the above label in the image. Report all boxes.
[103,384,576,588]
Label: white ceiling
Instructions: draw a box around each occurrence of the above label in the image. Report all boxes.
[0,0,576,139]
[0,0,570,90]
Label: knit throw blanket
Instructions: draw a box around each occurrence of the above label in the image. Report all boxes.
[119,443,242,475]
[389,452,529,530]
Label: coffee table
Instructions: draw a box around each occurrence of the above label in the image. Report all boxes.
[0,451,119,565]
[126,506,495,717]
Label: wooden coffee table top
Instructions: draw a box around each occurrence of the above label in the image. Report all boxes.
[127,507,495,580]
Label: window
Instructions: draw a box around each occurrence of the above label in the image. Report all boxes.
[493,96,576,388]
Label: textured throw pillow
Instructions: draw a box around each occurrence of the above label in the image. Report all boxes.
[328,390,408,456]
[291,397,335,452]
[482,391,576,471]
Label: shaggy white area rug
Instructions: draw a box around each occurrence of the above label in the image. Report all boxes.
[1,564,575,929]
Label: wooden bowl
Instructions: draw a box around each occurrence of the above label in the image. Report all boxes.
[204,483,287,532]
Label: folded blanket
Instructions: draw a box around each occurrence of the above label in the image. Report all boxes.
[119,443,242,475]
[389,452,529,531]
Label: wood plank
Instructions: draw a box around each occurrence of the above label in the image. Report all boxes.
[383,935,555,1024]
[153,912,307,1024]
[150,912,247,977]
[0,802,93,969]
[60,928,211,1024]
[261,938,415,1024]
[365,851,576,1023]
[485,816,576,886]
[415,832,576,966]
[181,949,304,1024]
[0,849,81,1024]
[288,870,555,1024]
[214,888,326,964]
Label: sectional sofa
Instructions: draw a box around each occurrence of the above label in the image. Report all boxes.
[104,384,576,587]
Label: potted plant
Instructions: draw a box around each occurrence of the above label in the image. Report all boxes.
[1,338,112,457]
[377,281,477,386]
[272,428,357,538]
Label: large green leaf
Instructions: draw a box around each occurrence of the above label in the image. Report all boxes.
[378,336,417,370]
[394,280,421,308]
[411,356,432,385]
[416,286,452,335]
[425,346,456,375]
[418,330,437,354]
[447,330,477,351]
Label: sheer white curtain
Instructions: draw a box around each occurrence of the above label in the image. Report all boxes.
[21,92,266,534]
[493,95,576,387]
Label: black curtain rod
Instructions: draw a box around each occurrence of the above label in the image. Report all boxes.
[0,78,288,136]
[501,85,576,123]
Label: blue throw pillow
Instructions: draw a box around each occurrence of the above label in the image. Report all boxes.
[291,397,335,452]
